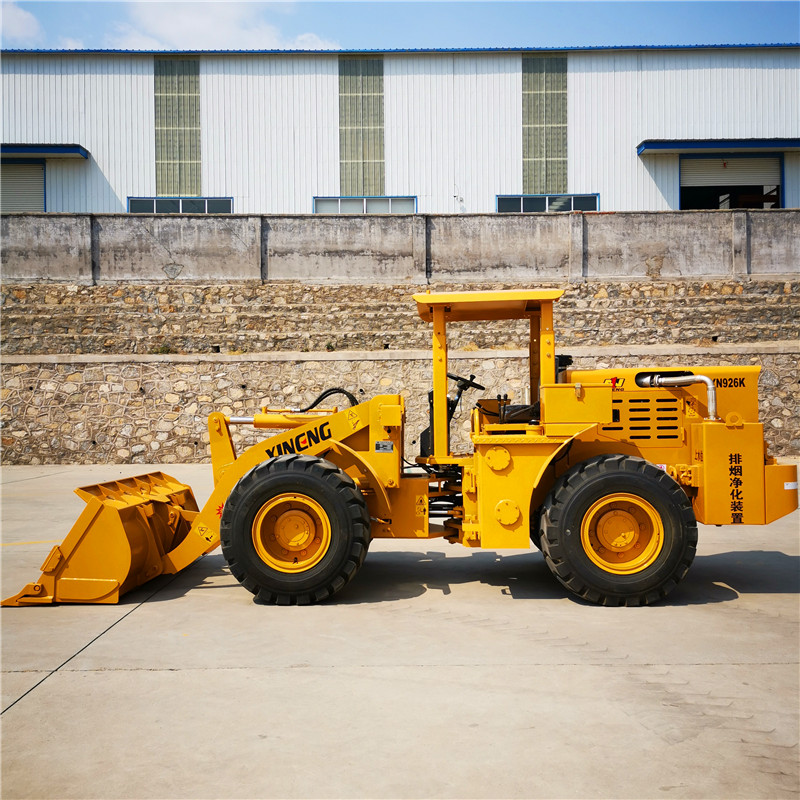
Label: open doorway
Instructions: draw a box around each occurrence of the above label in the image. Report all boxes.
[680,156,782,209]
[681,184,781,209]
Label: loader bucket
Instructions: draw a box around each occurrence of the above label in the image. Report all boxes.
[2,472,199,606]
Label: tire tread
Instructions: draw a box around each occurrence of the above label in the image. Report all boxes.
[540,454,697,606]
[220,454,370,605]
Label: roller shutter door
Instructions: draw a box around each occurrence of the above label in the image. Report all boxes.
[0,163,45,211]
[680,157,781,187]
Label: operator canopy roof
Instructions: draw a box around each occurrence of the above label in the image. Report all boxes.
[413,289,564,322]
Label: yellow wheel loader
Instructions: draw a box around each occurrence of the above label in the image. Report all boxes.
[4,289,797,608]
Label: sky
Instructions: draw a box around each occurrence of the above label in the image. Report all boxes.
[0,0,798,52]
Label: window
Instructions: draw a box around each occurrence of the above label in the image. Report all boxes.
[128,197,233,214]
[522,56,567,194]
[313,196,416,214]
[339,57,385,197]
[155,59,201,197]
[497,194,598,212]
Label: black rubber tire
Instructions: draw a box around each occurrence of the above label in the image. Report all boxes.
[220,454,370,605]
[540,454,697,606]
[530,506,543,550]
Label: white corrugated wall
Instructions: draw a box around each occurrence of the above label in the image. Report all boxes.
[200,54,339,213]
[568,48,800,211]
[2,49,798,213]
[384,53,522,213]
[1,54,155,212]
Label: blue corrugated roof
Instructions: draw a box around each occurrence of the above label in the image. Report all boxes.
[638,138,800,155]
[1,143,90,159]
[1,43,798,56]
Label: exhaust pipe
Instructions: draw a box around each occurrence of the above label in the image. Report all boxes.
[641,373,719,420]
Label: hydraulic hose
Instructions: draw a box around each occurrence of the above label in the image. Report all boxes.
[227,387,360,425]
[298,387,359,411]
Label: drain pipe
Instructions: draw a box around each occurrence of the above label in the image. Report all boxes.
[641,374,719,421]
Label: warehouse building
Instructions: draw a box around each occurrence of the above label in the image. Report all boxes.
[1,44,798,215]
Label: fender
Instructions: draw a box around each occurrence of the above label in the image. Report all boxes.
[320,440,392,521]
[527,426,598,519]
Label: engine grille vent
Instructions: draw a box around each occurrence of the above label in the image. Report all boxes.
[600,396,683,445]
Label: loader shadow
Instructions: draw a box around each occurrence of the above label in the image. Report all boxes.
[133,549,800,606]
[341,549,800,606]
[338,550,562,604]
[126,553,240,604]
[667,550,800,605]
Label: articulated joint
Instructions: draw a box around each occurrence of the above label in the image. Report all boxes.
[642,374,719,421]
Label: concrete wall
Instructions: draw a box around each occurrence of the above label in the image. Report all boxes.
[265,216,426,282]
[1,214,92,282]
[96,216,262,282]
[1,210,798,285]
[427,214,573,281]
[585,212,736,279]
[749,211,800,275]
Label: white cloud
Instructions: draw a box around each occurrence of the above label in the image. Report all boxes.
[57,36,87,50]
[1,1,44,46]
[293,31,337,50]
[105,2,339,50]
[107,21,165,50]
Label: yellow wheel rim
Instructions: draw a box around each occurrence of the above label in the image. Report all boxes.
[252,493,332,574]
[580,493,664,575]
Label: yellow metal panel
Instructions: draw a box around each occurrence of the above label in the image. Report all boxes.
[413,289,564,322]
[378,403,403,428]
[251,410,337,428]
[539,301,556,385]
[696,422,765,525]
[372,476,432,539]
[367,396,403,488]
[567,366,761,422]
[473,435,549,445]
[55,578,121,603]
[431,305,450,457]
[530,314,541,399]
[541,384,612,424]
[764,463,799,523]
[474,441,566,549]
[543,422,600,439]
[209,412,237,484]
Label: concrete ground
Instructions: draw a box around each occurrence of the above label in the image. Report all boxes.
[1,464,798,800]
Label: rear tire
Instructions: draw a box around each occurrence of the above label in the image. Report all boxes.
[220,454,370,605]
[540,454,697,606]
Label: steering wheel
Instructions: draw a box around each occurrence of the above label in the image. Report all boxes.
[447,372,485,391]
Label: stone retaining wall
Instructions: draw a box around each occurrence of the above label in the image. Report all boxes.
[3,277,798,463]
[2,280,797,355]
[2,346,797,465]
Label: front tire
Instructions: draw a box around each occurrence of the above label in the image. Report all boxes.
[220,454,370,605]
[540,454,697,606]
